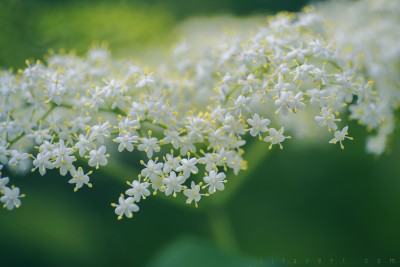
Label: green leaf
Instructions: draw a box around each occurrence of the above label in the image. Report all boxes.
[147,236,282,267]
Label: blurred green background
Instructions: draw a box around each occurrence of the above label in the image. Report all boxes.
[1,0,400,267]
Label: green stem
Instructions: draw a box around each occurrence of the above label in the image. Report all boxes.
[208,206,239,252]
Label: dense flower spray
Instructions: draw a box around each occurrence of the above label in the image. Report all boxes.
[0,1,399,218]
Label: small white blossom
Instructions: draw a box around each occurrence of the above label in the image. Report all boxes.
[203,170,226,194]
[232,95,251,116]
[247,113,270,137]
[135,73,155,88]
[126,179,150,202]
[88,146,108,169]
[114,132,138,152]
[329,126,353,149]
[176,157,198,178]
[163,130,182,149]
[69,167,92,191]
[32,152,54,176]
[74,134,91,157]
[138,136,160,158]
[140,159,163,181]
[112,195,139,220]
[315,107,340,131]
[184,181,202,207]
[163,153,180,174]
[264,127,289,149]
[162,171,186,197]
[90,122,111,144]
[53,140,76,176]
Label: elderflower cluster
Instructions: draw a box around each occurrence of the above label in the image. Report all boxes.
[0,2,399,218]
[318,0,400,154]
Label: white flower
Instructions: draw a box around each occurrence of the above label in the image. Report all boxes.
[125,179,150,202]
[329,126,353,149]
[286,47,308,63]
[135,73,155,88]
[275,91,292,116]
[176,157,198,178]
[88,86,105,112]
[179,136,196,155]
[1,187,23,210]
[184,181,202,207]
[292,63,314,81]
[163,130,182,149]
[307,88,329,105]
[27,128,52,144]
[112,195,139,220]
[138,136,160,158]
[247,113,270,137]
[90,122,111,144]
[203,170,226,194]
[118,117,140,132]
[140,159,163,181]
[199,153,218,172]
[232,95,251,116]
[238,74,259,94]
[88,146,108,169]
[162,171,186,197]
[45,73,66,105]
[315,107,340,131]
[69,167,92,191]
[264,127,289,149]
[275,91,305,115]
[290,92,306,112]
[114,132,138,152]
[103,78,125,98]
[70,116,91,132]
[53,140,76,176]
[309,66,329,85]
[32,152,54,176]
[74,134,91,157]
[163,153,180,174]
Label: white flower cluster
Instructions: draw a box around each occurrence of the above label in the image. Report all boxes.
[0,3,398,218]
[319,0,400,154]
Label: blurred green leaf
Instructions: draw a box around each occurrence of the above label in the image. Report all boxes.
[147,236,281,267]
